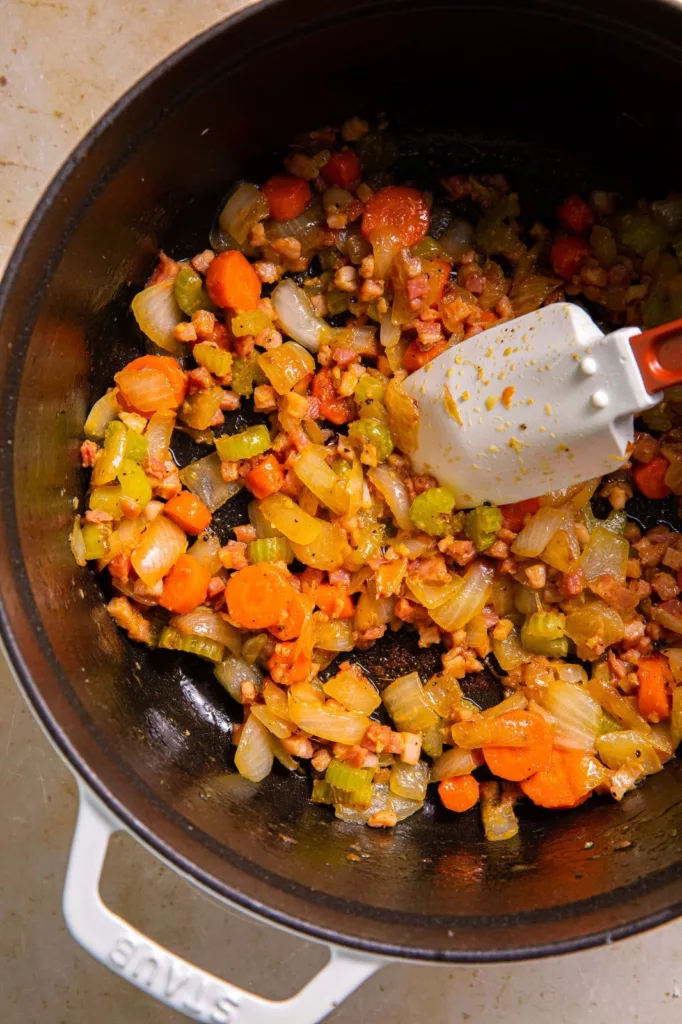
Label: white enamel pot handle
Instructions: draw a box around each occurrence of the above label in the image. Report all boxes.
[63,783,380,1024]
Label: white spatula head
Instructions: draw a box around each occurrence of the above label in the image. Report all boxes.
[402,303,661,508]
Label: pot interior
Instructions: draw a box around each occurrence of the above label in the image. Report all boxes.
[3,0,682,960]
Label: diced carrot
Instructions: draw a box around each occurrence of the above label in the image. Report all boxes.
[115,355,187,415]
[424,259,451,307]
[268,614,314,684]
[262,174,311,222]
[500,497,540,532]
[631,455,672,500]
[270,591,315,641]
[159,554,211,615]
[361,186,430,247]
[550,235,592,279]
[637,655,672,722]
[163,491,212,535]
[311,369,354,425]
[556,194,594,236]
[561,750,601,804]
[245,454,285,500]
[206,250,261,311]
[520,749,580,809]
[322,150,362,190]
[438,775,480,812]
[402,339,448,373]
[313,583,355,619]
[225,563,291,630]
[482,710,553,782]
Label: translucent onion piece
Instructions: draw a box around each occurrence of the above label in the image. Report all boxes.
[215,655,263,704]
[293,446,350,514]
[421,722,444,760]
[267,200,324,248]
[272,280,328,352]
[288,699,369,744]
[70,518,87,567]
[480,692,529,718]
[258,342,316,394]
[144,409,176,463]
[323,667,381,714]
[384,378,419,455]
[249,703,293,739]
[511,507,567,558]
[406,572,460,610]
[540,679,600,751]
[179,453,243,512]
[335,782,422,825]
[388,534,435,559]
[480,781,519,842]
[579,526,629,582]
[234,715,273,782]
[259,493,323,544]
[564,601,624,660]
[491,627,531,671]
[248,499,283,540]
[491,577,515,617]
[651,602,682,634]
[541,525,581,573]
[172,607,241,654]
[382,672,439,732]
[84,389,120,440]
[368,464,411,530]
[429,562,494,632]
[423,674,464,717]
[390,760,430,801]
[554,662,588,686]
[290,520,349,571]
[131,279,186,354]
[354,581,395,632]
[370,228,401,278]
[346,457,364,519]
[219,182,269,244]
[588,667,653,738]
[188,532,223,574]
[439,218,474,259]
[431,746,481,782]
[314,620,355,652]
[130,514,187,587]
[597,730,662,775]
[664,646,682,685]
[380,309,402,349]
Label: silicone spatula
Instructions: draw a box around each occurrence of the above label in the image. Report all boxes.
[401,303,682,508]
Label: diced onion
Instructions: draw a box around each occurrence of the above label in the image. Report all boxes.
[179,453,243,512]
[272,280,329,352]
[370,228,401,278]
[491,627,531,671]
[288,699,369,744]
[144,409,176,463]
[541,525,581,573]
[554,662,588,686]
[597,730,662,775]
[293,446,349,514]
[664,647,682,685]
[323,667,380,714]
[248,499,283,540]
[439,219,474,259]
[406,572,460,609]
[588,667,653,737]
[131,279,186,354]
[382,672,439,732]
[215,655,263,704]
[249,704,292,739]
[259,493,323,544]
[173,608,241,654]
[565,601,624,660]
[511,507,567,558]
[219,182,269,244]
[539,679,600,751]
[481,692,529,718]
[70,518,87,567]
[580,526,629,582]
[290,520,349,571]
[131,514,187,587]
[335,782,422,825]
[480,781,519,842]
[652,601,682,634]
[84,389,120,440]
[234,715,273,782]
[384,378,419,455]
[188,532,223,574]
[354,581,395,632]
[368,464,411,530]
[431,746,481,781]
[258,342,316,394]
[429,562,494,632]
[314,619,355,652]
[380,309,402,349]
[267,201,324,248]
[390,760,430,801]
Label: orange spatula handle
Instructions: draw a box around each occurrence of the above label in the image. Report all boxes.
[630,318,682,394]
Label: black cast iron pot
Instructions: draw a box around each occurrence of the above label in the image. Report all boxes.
[3,0,682,1019]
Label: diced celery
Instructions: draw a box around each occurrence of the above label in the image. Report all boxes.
[193,342,233,378]
[475,194,521,255]
[465,505,502,552]
[410,236,448,261]
[180,387,224,430]
[347,417,393,462]
[89,484,122,518]
[216,424,271,462]
[615,211,667,256]
[124,429,148,463]
[92,420,127,486]
[81,522,110,559]
[331,458,352,478]
[231,354,268,396]
[325,758,375,809]
[521,611,568,657]
[117,459,152,509]
[247,536,293,564]
[326,289,349,316]
[599,710,622,735]
[158,626,224,662]
[354,375,388,422]
[409,486,455,536]
[311,779,335,804]
[174,265,211,316]
[231,310,272,337]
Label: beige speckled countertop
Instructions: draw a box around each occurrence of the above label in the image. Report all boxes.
[4,3,682,1021]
